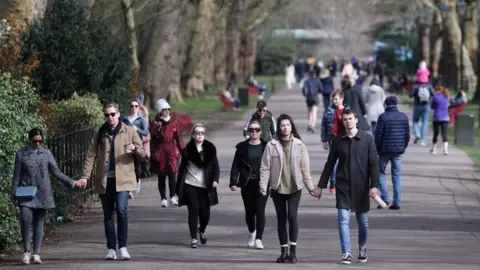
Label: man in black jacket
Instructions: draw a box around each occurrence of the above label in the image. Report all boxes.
[314,108,379,265]
[243,101,276,142]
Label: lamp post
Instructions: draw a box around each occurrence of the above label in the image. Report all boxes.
[440,0,467,91]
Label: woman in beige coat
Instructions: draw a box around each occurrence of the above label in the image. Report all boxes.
[259,114,315,264]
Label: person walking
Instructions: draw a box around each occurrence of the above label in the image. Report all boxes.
[11,128,86,264]
[430,86,450,155]
[302,70,324,133]
[314,109,379,265]
[342,77,369,131]
[374,96,410,210]
[151,99,184,207]
[243,101,276,142]
[176,124,220,248]
[80,103,145,260]
[319,69,334,111]
[230,121,268,250]
[409,76,435,145]
[320,90,349,194]
[122,98,149,198]
[259,114,316,263]
[365,78,386,134]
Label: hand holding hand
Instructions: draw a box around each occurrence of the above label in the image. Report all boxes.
[133,126,138,131]
[259,189,267,196]
[75,179,88,189]
[126,143,136,152]
[212,181,218,188]
[313,187,323,199]
[230,185,237,191]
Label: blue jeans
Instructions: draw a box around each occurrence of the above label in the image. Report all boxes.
[322,93,331,112]
[378,154,403,206]
[338,209,368,254]
[328,141,338,187]
[412,104,430,140]
[101,177,129,250]
[370,121,377,135]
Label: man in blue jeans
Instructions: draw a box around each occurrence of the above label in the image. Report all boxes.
[409,82,434,145]
[374,96,410,210]
[315,109,379,265]
[81,103,145,260]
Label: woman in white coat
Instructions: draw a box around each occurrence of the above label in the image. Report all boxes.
[365,78,386,134]
[285,64,296,90]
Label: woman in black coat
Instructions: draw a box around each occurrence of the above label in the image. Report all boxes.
[230,120,268,250]
[176,124,220,248]
[341,77,369,131]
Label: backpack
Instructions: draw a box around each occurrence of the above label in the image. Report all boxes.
[417,85,430,103]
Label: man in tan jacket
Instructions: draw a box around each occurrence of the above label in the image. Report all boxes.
[80,103,144,261]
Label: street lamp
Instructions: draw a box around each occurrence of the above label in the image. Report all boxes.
[440,0,467,91]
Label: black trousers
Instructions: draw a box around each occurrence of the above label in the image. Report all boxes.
[157,170,176,200]
[185,184,211,239]
[271,189,302,246]
[432,121,448,143]
[240,180,269,240]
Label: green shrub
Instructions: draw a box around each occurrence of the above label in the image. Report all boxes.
[0,73,45,251]
[47,92,104,135]
[23,0,131,104]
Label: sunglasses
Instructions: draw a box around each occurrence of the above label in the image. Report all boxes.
[104,112,117,118]
[32,139,43,144]
[130,105,139,108]
[194,132,205,136]
[257,109,266,113]
[248,128,261,133]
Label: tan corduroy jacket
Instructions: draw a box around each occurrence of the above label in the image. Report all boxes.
[259,137,315,194]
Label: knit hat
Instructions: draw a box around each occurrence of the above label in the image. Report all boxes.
[156,99,171,112]
[384,96,398,107]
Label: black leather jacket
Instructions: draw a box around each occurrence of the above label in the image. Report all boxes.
[229,139,267,188]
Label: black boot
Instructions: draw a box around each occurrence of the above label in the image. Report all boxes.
[276,247,288,263]
[288,245,298,263]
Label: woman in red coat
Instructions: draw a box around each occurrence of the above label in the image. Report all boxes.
[151,99,184,207]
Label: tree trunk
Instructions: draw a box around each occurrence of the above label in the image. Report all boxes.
[121,0,141,81]
[139,7,187,108]
[6,0,37,23]
[214,12,227,88]
[238,31,256,75]
[182,0,216,97]
[464,0,477,72]
[225,0,244,79]
[417,23,431,65]
[431,33,442,79]
[439,0,476,91]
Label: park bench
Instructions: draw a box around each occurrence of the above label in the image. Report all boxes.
[219,93,235,111]
[448,103,467,124]
[172,113,194,134]
[244,83,259,96]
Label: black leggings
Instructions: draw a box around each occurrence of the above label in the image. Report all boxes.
[240,181,269,240]
[432,121,448,143]
[185,184,211,239]
[271,189,302,246]
[158,170,176,200]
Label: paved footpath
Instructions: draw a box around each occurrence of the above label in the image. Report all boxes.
[2,86,480,270]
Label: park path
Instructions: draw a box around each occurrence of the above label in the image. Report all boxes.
[2,84,480,270]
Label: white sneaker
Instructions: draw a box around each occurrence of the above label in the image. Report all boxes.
[32,254,42,264]
[247,231,256,248]
[420,140,426,146]
[161,199,168,208]
[444,149,448,155]
[170,196,179,206]
[430,148,437,155]
[119,247,131,260]
[254,239,264,250]
[21,252,31,265]
[105,249,117,260]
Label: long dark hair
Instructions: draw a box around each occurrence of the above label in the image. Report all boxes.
[276,114,302,140]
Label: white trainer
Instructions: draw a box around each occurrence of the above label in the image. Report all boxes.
[161,199,168,208]
[21,252,31,265]
[119,247,131,260]
[32,254,42,264]
[254,239,264,250]
[105,249,117,260]
[170,196,179,206]
[247,231,256,248]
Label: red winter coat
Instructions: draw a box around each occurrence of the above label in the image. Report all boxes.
[150,115,184,175]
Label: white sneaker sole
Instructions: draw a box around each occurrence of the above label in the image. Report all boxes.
[340,260,351,265]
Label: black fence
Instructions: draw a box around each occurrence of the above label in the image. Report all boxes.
[46,127,95,206]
